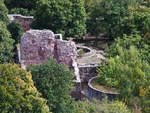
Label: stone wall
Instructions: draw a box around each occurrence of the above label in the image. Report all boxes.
[88,77,119,101]
[20,30,77,68]
[8,14,33,32]
[78,64,98,82]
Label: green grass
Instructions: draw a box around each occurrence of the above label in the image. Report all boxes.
[78,49,86,56]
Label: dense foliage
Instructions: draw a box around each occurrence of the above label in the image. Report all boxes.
[74,99,131,113]
[5,0,37,10]
[4,0,37,15]
[0,64,50,113]
[0,0,9,24]
[98,46,150,112]
[0,21,14,63]
[67,0,86,40]
[106,34,150,64]
[32,0,86,39]
[27,57,74,113]
[2,0,150,112]
[84,0,101,17]
[7,20,23,63]
[9,8,35,16]
[87,0,150,39]
[7,20,23,45]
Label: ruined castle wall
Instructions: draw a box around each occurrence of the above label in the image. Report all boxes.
[20,30,77,68]
[56,40,77,66]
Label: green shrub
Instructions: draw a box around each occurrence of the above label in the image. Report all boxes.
[7,20,23,45]
[98,46,150,112]
[0,21,14,63]
[73,98,131,113]
[106,34,150,64]
[27,57,74,113]
[78,49,85,56]
[0,64,51,113]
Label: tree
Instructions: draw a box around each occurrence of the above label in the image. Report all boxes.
[4,0,37,16]
[87,0,139,39]
[27,57,74,113]
[84,0,101,17]
[0,0,9,24]
[66,0,86,40]
[98,46,150,112]
[106,34,150,64]
[7,20,23,45]
[133,5,150,36]
[32,0,86,40]
[7,20,23,63]
[0,21,14,63]
[4,0,37,10]
[0,64,51,113]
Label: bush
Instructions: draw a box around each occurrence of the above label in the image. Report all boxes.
[73,98,131,113]
[7,20,23,45]
[0,21,14,63]
[78,49,85,56]
[98,46,150,112]
[27,57,74,113]
[0,64,51,113]
[106,34,150,64]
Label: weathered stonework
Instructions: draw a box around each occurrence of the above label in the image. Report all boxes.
[8,14,33,32]
[78,64,98,82]
[20,30,77,68]
[88,77,119,101]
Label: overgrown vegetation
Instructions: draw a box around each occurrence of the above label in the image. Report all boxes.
[32,0,86,40]
[0,21,14,63]
[4,0,37,16]
[74,98,131,113]
[27,57,74,113]
[0,64,50,113]
[0,0,9,24]
[98,46,150,111]
[78,49,86,56]
[1,0,150,113]
[7,20,23,45]
[106,34,150,64]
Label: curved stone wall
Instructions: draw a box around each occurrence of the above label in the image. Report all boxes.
[77,45,94,58]
[88,77,119,101]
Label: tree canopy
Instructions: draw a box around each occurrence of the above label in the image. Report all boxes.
[27,57,74,113]
[0,64,51,113]
[32,0,86,40]
[7,20,23,45]
[0,0,9,24]
[0,21,14,63]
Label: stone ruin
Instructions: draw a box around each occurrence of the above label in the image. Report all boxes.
[8,14,34,32]
[20,29,105,99]
[20,30,77,69]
